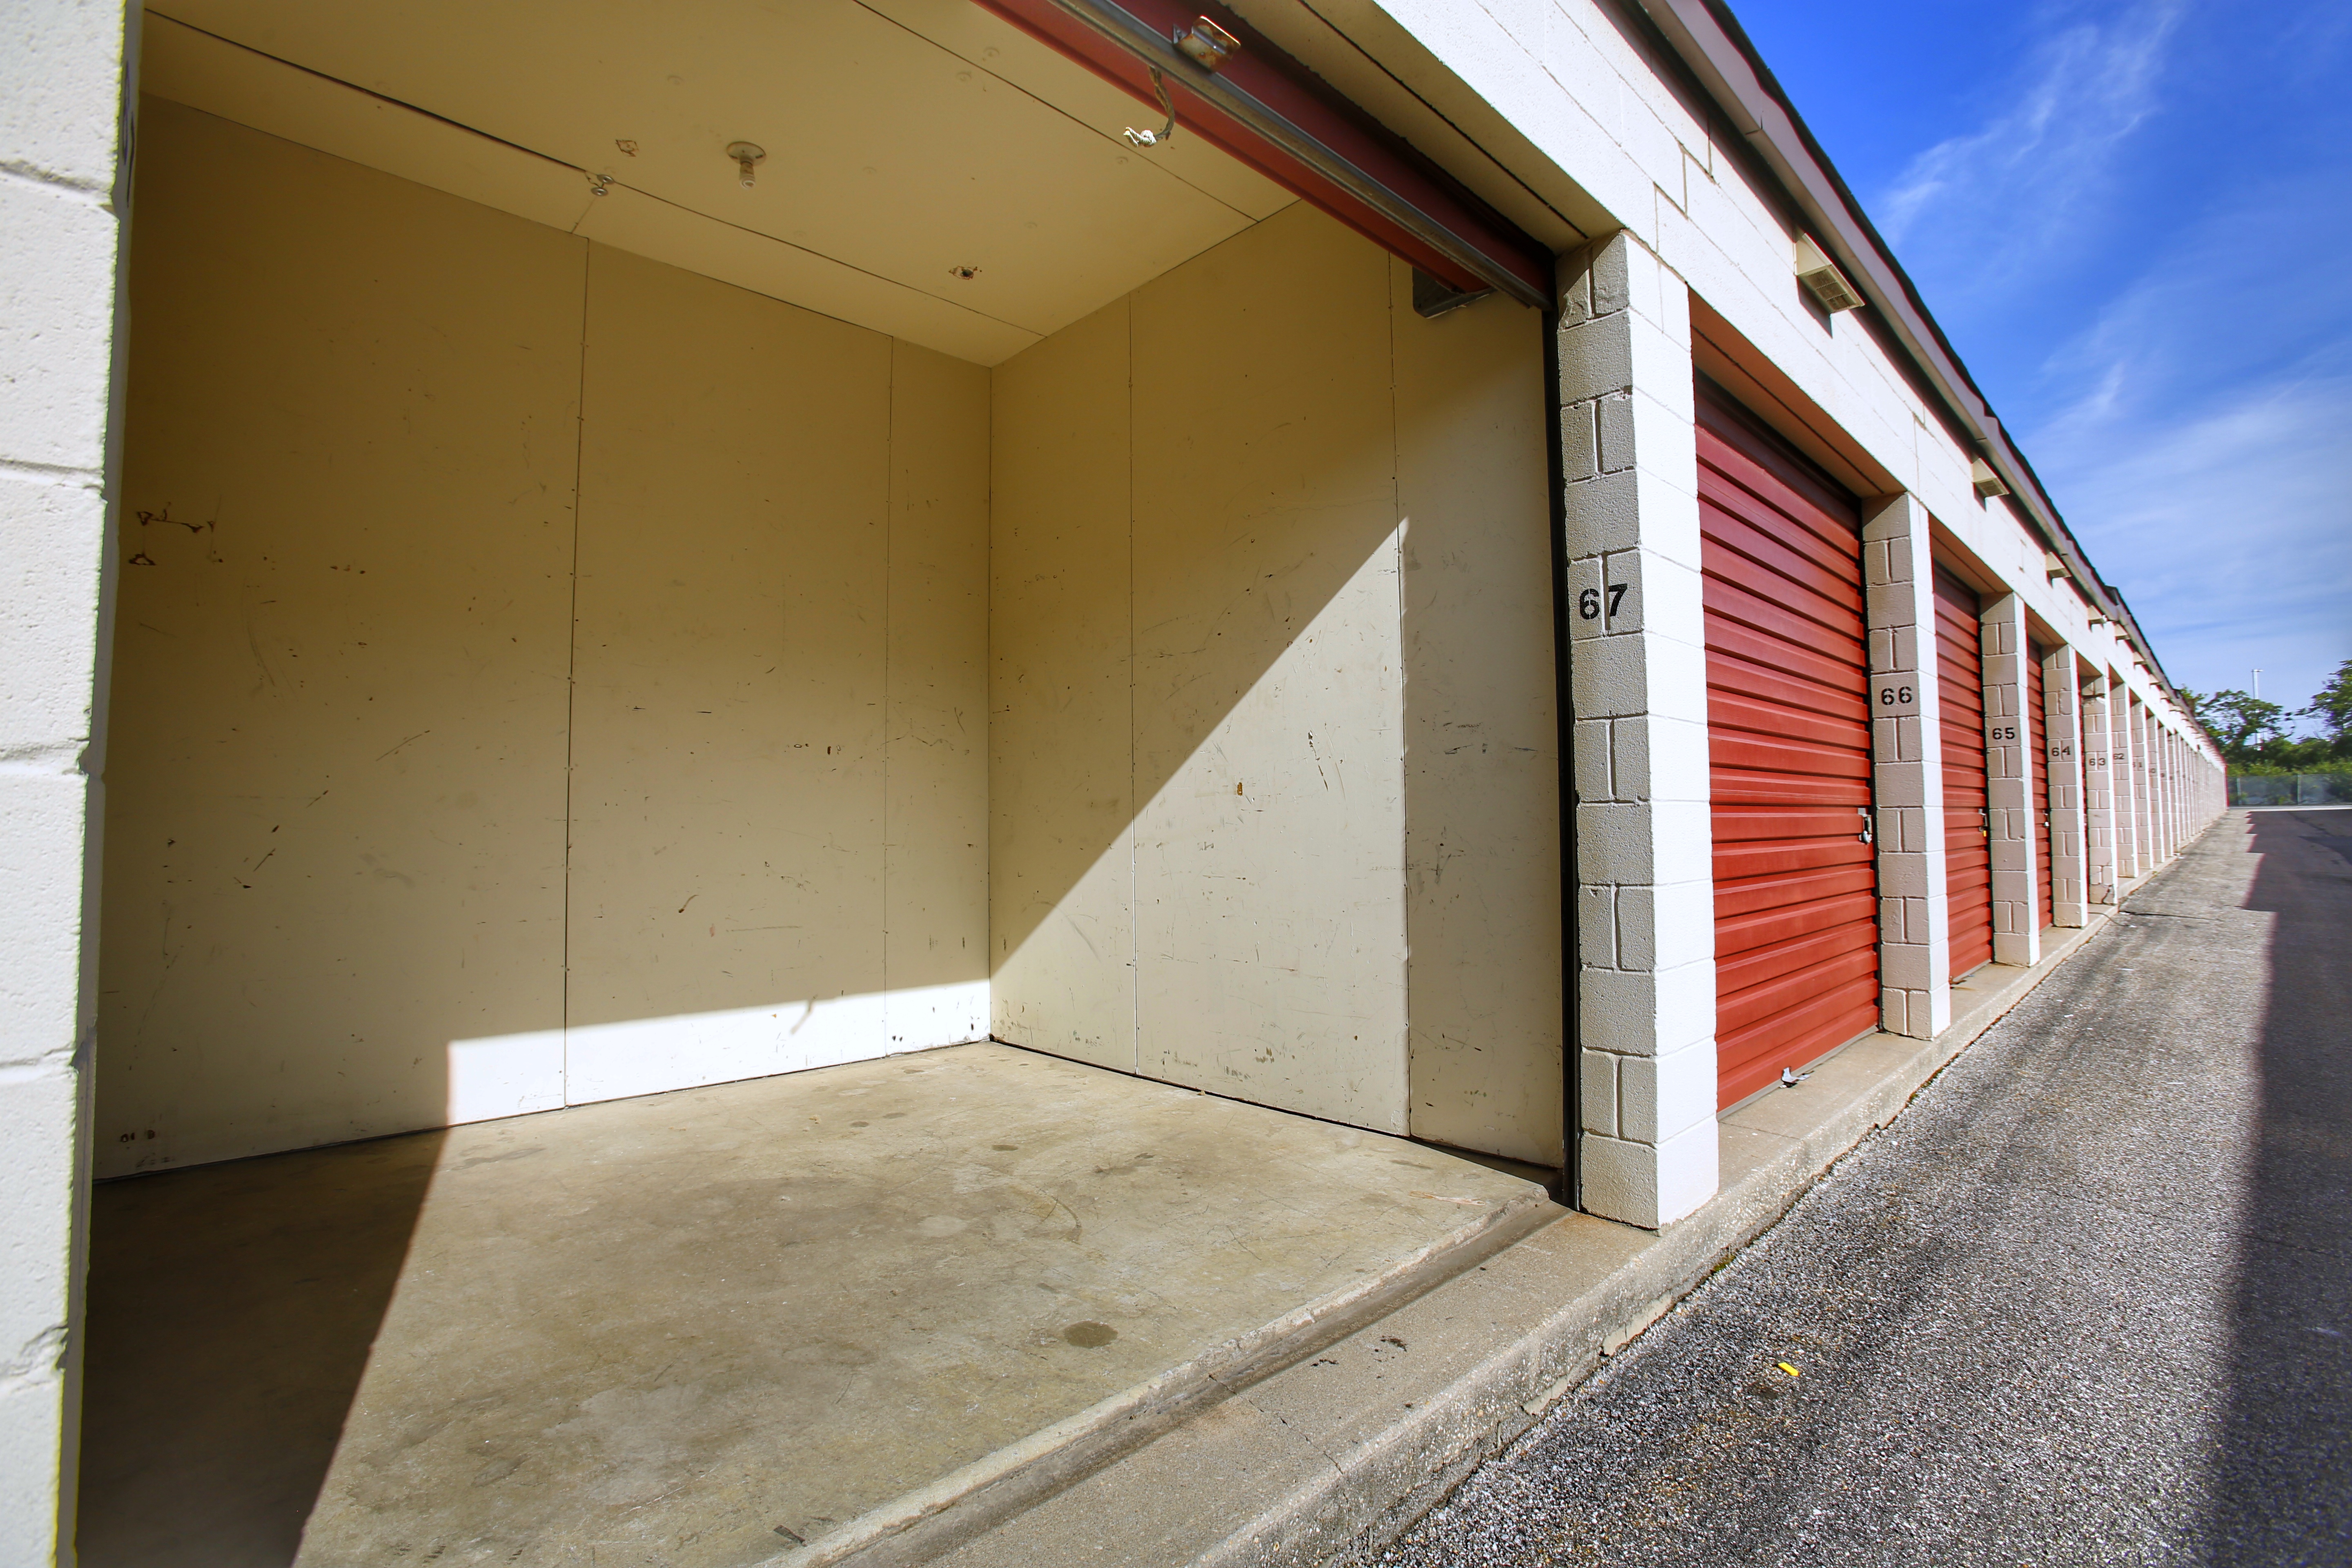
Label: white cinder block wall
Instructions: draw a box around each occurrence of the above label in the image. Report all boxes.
[1980,594,2038,968]
[1862,494,1952,1041]
[1559,233,1719,1229]
[0,2,132,1557]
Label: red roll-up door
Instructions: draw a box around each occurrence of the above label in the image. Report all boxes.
[2028,642,2053,929]
[1935,567,1993,977]
[1699,397,1879,1108]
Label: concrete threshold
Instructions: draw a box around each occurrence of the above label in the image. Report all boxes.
[77,1043,1553,1568]
[933,909,2133,1568]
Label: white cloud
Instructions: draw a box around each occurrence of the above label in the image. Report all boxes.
[1880,4,2182,296]
[2020,147,2352,718]
[2036,369,2352,714]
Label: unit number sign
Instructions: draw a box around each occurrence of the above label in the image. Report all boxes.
[1875,680,1918,715]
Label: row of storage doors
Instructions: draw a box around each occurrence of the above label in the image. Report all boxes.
[1698,387,2053,1108]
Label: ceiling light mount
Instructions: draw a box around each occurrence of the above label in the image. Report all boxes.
[1174,16,1239,71]
[726,142,766,189]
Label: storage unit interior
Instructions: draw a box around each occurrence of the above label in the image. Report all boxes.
[87,0,1570,1553]
[104,0,1565,1182]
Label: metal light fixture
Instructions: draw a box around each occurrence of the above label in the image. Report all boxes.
[1970,458,2010,500]
[1174,16,1239,70]
[726,142,766,188]
[1792,234,1862,313]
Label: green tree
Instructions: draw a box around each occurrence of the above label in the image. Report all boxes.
[2298,658,2352,753]
[2187,688,2287,766]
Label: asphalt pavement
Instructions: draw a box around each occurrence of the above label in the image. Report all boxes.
[1377,808,2351,1568]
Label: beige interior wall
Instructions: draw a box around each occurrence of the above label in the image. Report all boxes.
[987,301,1137,1070]
[1392,265,1563,1165]
[988,205,1560,1161]
[99,103,989,1174]
[1127,210,1411,1132]
[101,100,584,1174]
[884,341,994,1045]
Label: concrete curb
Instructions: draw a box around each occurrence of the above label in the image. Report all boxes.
[933,902,2136,1568]
[768,1173,1560,1568]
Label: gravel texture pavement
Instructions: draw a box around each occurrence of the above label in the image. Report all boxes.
[1377,808,2351,1568]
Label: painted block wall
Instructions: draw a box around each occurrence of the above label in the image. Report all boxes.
[0,0,132,1554]
[989,205,1563,1164]
[97,103,989,1176]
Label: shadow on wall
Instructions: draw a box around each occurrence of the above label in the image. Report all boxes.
[2205,808,2352,1559]
[76,1130,445,1568]
[987,205,1561,1153]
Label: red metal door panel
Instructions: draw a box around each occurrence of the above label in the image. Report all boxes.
[1935,568,1993,976]
[2028,643,2054,929]
[1700,399,1878,1108]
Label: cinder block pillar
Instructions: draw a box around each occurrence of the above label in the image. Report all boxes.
[2158,717,2173,857]
[2081,670,2116,903]
[1978,595,2038,964]
[2166,733,2182,854]
[2156,729,2172,859]
[1558,232,1716,1230]
[2045,650,2089,926]
[1860,494,1949,1038]
[0,6,134,1559]
[2126,691,2145,879]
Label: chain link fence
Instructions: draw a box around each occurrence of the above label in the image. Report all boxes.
[2228,773,2352,806]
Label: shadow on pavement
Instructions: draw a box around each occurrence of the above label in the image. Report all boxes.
[2209,809,2352,1561]
[75,1129,445,1568]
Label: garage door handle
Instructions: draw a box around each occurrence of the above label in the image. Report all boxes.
[1979,807,1990,839]
[1858,808,1873,845]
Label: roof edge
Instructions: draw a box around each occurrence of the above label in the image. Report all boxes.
[1633,0,2194,722]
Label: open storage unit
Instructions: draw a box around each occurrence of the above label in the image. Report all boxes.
[100,0,1568,1182]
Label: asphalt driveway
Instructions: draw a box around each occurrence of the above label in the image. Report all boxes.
[1379,808,2351,1568]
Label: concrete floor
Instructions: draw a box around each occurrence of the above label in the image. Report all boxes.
[75,1042,1548,1568]
[1379,808,2352,1566]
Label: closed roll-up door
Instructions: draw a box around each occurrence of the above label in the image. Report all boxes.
[1699,397,1879,1108]
[2028,642,2053,929]
[1935,567,1993,977]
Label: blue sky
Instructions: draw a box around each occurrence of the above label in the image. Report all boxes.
[1727,0,2352,728]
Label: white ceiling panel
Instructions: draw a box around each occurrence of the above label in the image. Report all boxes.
[144,0,1297,363]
